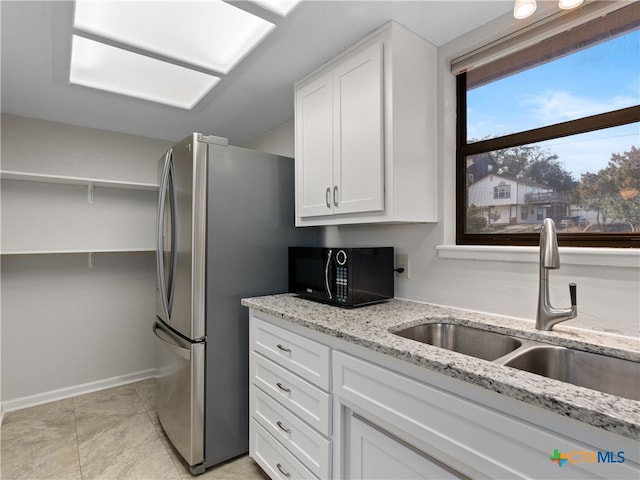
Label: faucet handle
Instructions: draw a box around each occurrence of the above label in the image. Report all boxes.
[569,283,577,306]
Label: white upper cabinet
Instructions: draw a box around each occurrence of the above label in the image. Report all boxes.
[333,42,384,216]
[294,22,437,226]
[295,71,335,218]
[296,41,383,219]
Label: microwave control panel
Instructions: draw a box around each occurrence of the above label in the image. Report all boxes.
[336,250,348,303]
[336,266,348,303]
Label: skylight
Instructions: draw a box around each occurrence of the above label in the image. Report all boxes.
[73,0,276,74]
[251,0,303,17]
[69,0,301,109]
[70,36,220,110]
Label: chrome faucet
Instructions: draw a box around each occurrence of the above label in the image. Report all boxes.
[536,218,577,330]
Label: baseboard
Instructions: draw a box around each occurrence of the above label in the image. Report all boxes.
[1,368,157,414]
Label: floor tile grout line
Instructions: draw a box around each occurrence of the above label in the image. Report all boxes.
[135,380,185,479]
[71,395,85,480]
[0,398,82,480]
[73,382,162,479]
[147,409,188,479]
[2,381,246,480]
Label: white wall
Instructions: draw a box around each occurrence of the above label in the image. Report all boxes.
[1,253,156,405]
[1,114,168,183]
[243,119,295,158]
[1,114,173,410]
[246,16,640,338]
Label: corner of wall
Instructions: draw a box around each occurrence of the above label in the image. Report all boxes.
[243,120,294,158]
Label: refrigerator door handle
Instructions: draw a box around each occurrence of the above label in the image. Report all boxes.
[156,149,173,322]
[167,157,178,314]
[153,322,191,360]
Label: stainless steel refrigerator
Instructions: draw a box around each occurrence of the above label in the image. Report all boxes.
[153,133,317,475]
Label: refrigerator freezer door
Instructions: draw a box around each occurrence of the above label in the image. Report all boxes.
[154,320,205,472]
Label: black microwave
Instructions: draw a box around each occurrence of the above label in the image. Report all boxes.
[288,247,394,308]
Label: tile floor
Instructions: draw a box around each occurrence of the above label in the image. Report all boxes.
[0,380,269,480]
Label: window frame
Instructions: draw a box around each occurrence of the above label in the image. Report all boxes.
[493,183,511,200]
[456,71,640,248]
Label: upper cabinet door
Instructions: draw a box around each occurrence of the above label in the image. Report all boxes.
[333,41,384,216]
[295,71,335,218]
[294,21,438,227]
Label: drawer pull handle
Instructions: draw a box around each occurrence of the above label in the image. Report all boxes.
[276,420,291,433]
[276,382,291,393]
[276,463,291,478]
[276,344,291,353]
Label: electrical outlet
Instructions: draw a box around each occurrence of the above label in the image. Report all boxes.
[395,253,409,279]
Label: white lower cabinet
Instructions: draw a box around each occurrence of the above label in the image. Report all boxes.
[249,313,332,479]
[252,352,331,435]
[253,387,331,478]
[249,310,639,480]
[251,419,318,480]
[347,414,461,479]
[332,350,639,480]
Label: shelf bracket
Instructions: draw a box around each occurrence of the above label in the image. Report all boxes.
[87,182,94,204]
[88,252,95,269]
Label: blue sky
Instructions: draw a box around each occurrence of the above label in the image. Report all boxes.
[467,29,639,179]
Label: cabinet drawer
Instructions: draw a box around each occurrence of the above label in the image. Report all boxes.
[251,419,318,480]
[252,315,330,390]
[252,386,331,479]
[333,351,639,479]
[252,352,331,436]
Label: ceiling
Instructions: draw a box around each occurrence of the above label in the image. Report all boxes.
[1,1,513,145]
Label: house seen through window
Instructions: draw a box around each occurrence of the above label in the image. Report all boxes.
[456,4,639,247]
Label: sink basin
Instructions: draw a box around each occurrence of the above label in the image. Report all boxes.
[503,346,640,401]
[393,323,522,361]
[393,322,640,401]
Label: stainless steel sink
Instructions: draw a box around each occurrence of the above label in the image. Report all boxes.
[502,346,640,401]
[393,323,523,361]
[392,322,640,400]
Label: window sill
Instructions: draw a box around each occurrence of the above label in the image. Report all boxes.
[436,245,639,268]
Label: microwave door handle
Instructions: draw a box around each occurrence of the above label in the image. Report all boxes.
[324,249,333,300]
[156,149,172,322]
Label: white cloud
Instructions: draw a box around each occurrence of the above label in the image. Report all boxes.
[540,123,639,178]
[521,90,636,124]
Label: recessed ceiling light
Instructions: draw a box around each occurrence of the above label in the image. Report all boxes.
[513,0,537,19]
[558,0,584,9]
[73,0,276,74]
[69,35,220,109]
[251,0,303,17]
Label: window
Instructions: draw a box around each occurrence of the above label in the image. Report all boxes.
[494,183,511,199]
[456,4,639,247]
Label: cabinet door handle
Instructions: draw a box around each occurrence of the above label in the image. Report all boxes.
[276,463,291,478]
[325,187,331,208]
[276,421,291,433]
[333,185,339,207]
[276,382,291,393]
[276,344,291,353]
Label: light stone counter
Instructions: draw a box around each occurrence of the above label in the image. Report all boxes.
[242,293,640,440]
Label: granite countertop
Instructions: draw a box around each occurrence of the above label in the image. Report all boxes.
[241,294,640,441]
